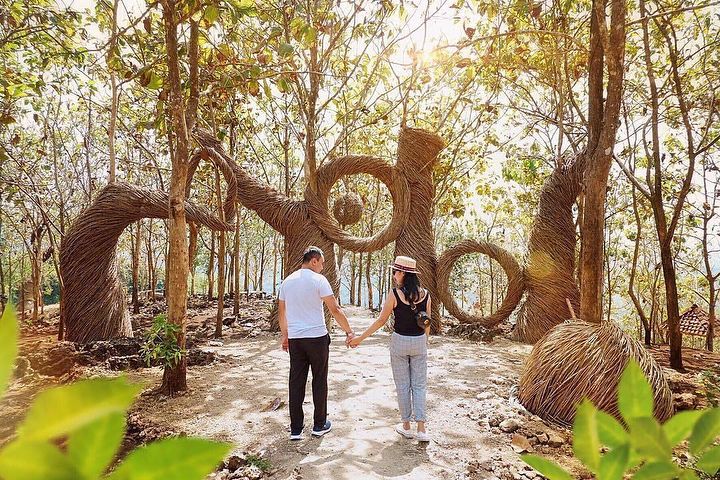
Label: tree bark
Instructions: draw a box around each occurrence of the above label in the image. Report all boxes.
[161,0,191,395]
[214,169,226,338]
[207,232,215,299]
[233,209,241,314]
[131,221,141,314]
[579,0,626,323]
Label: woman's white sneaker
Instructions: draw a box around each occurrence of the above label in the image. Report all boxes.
[416,430,431,442]
[395,424,414,439]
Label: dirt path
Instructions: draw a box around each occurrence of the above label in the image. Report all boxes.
[129,306,551,479]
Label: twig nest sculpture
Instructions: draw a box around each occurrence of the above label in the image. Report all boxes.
[332,192,363,226]
[436,240,524,327]
[518,320,673,425]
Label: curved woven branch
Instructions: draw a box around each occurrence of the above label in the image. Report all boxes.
[514,153,586,343]
[393,128,446,332]
[436,240,525,327]
[60,183,231,343]
[305,155,410,252]
[518,320,673,425]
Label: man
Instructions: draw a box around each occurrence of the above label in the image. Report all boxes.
[278,246,355,440]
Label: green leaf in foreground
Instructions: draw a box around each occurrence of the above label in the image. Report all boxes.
[618,359,654,422]
[696,444,720,475]
[16,377,141,441]
[107,437,231,480]
[0,304,18,399]
[598,443,629,480]
[573,399,601,473]
[596,410,628,448]
[632,461,679,480]
[662,410,703,447]
[520,454,573,480]
[67,412,126,479]
[627,417,672,460]
[688,407,720,455]
[0,439,79,480]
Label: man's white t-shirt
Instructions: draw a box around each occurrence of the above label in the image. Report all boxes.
[279,268,333,339]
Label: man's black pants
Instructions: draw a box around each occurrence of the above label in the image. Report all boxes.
[288,334,330,433]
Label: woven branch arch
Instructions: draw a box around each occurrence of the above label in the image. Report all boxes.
[436,240,524,327]
[518,320,673,425]
[305,155,410,252]
[60,183,232,342]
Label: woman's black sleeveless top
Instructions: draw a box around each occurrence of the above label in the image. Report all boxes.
[392,288,428,336]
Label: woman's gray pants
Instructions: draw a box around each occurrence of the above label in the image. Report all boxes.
[389,332,428,422]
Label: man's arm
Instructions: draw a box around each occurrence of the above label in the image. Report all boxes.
[278,299,289,352]
[321,295,353,337]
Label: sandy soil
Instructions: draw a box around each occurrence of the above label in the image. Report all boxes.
[124,306,558,479]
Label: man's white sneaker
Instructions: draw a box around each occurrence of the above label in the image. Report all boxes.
[395,424,414,439]
[416,430,431,442]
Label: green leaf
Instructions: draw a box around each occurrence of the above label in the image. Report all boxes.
[107,437,231,480]
[662,410,703,447]
[278,43,294,57]
[0,304,18,399]
[203,5,219,25]
[598,443,629,480]
[632,461,679,480]
[573,399,601,473]
[596,410,628,448]
[0,440,79,480]
[67,412,126,479]
[618,359,654,422]
[627,417,672,460]
[678,470,699,480]
[17,377,141,441]
[696,444,720,475]
[147,72,163,90]
[520,454,573,480]
[689,407,720,455]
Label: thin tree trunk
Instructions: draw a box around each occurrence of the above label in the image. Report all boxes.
[214,169,226,338]
[366,252,373,310]
[356,252,363,307]
[160,0,192,394]
[244,247,250,300]
[207,232,215,299]
[349,252,356,305]
[233,210,241,314]
[131,221,141,314]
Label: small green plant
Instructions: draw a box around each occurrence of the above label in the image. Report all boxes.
[522,360,720,480]
[139,313,185,368]
[245,453,272,472]
[0,305,231,480]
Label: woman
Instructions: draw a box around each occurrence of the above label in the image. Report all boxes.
[349,255,431,442]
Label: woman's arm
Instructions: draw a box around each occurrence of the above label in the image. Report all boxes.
[350,291,395,346]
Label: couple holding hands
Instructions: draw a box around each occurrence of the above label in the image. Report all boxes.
[278,246,432,443]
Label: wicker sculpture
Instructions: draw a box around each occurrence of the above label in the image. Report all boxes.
[60,183,232,342]
[332,192,363,226]
[518,320,674,425]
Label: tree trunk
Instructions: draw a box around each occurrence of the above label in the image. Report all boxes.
[161,0,191,395]
[356,252,363,307]
[366,252,373,310]
[579,0,626,323]
[214,169,226,338]
[349,252,356,305]
[233,209,241,314]
[244,247,250,300]
[207,232,215,299]
[131,221,141,314]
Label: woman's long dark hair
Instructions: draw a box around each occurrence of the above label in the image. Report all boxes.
[400,272,422,304]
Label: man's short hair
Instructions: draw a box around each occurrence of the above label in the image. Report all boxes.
[302,246,324,263]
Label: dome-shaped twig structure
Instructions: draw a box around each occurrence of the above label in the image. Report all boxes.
[332,192,363,226]
[518,320,674,426]
[436,240,525,327]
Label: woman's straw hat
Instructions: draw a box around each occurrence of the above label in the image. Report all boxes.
[389,255,418,274]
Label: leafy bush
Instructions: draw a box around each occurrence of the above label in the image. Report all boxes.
[522,360,720,480]
[0,305,231,480]
[139,313,185,368]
